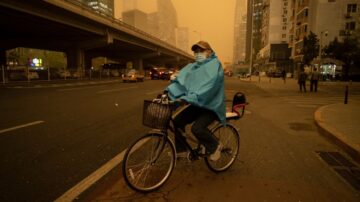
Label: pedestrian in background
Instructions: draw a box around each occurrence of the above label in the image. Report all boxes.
[281,69,286,83]
[310,67,321,92]
[298,67,307,92]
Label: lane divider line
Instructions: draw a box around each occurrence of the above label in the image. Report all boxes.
[97,86,137,94]
[54,149,126,202]
[0,120,45,134]
[55,137,150,201]
[57,85,107,92]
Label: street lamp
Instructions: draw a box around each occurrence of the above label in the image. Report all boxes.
[319,30,328,69]
[249,0,255,81]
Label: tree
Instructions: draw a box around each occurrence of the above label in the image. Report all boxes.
[323,36,360,80]
[302,31,319,66]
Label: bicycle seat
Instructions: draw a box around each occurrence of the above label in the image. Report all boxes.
[226,92,248,120]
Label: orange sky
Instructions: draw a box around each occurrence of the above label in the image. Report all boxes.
[115,0,237,63]
[172,0,236,63]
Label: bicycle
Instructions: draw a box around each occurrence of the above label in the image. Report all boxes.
[122,92,248,192]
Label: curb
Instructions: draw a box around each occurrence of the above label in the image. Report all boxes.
[314,104,360,164]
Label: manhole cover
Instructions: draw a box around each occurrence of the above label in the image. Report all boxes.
[288,122,316,131]
[317,151,360,191]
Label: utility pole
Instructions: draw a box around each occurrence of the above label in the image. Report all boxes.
[249,0,255,81]
[319,30,328,69]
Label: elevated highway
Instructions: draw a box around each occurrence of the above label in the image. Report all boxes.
[0,0,193,70]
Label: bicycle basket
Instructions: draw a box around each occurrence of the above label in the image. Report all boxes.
[143,100,175,130]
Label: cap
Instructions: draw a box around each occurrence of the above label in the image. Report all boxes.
[191,41,213,52]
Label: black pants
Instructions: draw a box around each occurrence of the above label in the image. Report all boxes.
[310,80,318,92]
[299,81,306,92]
[173,105,219,154]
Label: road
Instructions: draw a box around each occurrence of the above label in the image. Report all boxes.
[0,78,359,201]
[0,80,169,201]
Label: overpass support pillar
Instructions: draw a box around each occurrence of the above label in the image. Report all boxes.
[66,48,84,70]
[84,54,92,70]
[133,59,143,71]
[0,50,6,83]
[0,50,6,67]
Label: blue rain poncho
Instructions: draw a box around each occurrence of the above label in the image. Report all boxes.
[166,52,226,124]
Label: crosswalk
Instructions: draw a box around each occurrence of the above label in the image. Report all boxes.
[280,94,360,108]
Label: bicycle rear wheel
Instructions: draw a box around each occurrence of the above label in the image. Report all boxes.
[205,124,240,172]
[122,132,176,192]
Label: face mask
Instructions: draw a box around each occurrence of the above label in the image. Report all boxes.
[195,52,207,63]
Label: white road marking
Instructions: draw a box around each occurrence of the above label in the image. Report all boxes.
[57,85,107,92]
[0,121,44,134]
[296,104,320,108]
[54,149,126,202]
[55,137,150,202]
[97,86,137,94]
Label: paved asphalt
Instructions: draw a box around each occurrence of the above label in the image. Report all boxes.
[1,77,359,201]
[82,77,360,202]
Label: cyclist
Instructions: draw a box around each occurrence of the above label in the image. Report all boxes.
[165,41,226,161]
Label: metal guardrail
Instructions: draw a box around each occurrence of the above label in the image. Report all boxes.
[60,0,192,58]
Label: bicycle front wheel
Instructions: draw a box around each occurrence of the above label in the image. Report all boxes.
[122,132,176,192]
[205,124,240,172]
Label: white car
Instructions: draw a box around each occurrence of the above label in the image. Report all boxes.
[122,69,144,82]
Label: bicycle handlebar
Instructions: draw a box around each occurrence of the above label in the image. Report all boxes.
[152,93,188,106]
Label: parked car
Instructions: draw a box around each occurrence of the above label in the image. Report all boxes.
[237,73,250,78]
[266,70,282,78]
[9,70,39,80]
[58,70,71,78]
[102,69,120,77]
[71,70,85,79]
[122,69,144,82]
[150,67,170,80]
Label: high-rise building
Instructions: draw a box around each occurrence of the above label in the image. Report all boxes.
[156,0,178,45]
[122,0,137,11]
[246,0,263,63]
[148,12,159,37]
[176,27,189,52]
[289,0,360,68]
[120,0,178,45]
[122,9,148,32]
[81,0,114,16]
[257,0,292,72]
[233,0,248,65]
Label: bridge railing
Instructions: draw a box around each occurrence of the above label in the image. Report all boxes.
[61,0,191,57]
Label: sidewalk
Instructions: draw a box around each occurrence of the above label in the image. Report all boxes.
[314,101,360,163]
[247,76,360,163]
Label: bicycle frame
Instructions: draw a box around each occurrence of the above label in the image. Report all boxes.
[168,121,205,159]
[147,95,247,162]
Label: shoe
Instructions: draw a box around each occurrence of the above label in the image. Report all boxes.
[209,143,223,161]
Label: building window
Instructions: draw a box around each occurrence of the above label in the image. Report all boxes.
[304,25,308,32]
[283,26,287,30]
[346,21,356,30]
[282,34,287,38]
[347,4,357,13]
